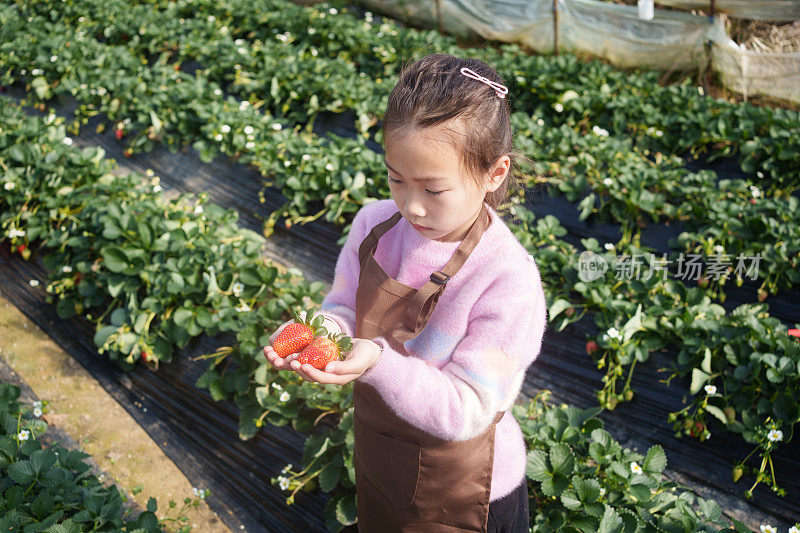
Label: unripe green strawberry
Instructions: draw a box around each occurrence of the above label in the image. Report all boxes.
[296,333,353,370]
[271,308,327,358]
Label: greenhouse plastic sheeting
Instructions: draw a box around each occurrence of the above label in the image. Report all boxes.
[358,0,800,103]
[655,0,800,22]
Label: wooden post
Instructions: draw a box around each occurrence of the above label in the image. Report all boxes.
[553,0,559,56]
[435,0,443,35]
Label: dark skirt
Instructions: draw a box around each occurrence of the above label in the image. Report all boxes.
[487,479,530,533]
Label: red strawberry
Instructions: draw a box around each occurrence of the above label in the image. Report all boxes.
[296,333,353,370]
[271,308,327,358]
[115,128,125,140]
[16,244,27,252]
[788,329,800,338]
[123,149,132,158]
[585,340,599,355]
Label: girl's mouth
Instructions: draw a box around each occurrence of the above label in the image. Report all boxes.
[410,222,430,231]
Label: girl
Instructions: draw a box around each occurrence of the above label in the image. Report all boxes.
[264,53,547,532]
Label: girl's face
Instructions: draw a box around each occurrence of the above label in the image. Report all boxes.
[384,126,508,242]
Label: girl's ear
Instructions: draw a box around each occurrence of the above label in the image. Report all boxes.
[485,155,510,193]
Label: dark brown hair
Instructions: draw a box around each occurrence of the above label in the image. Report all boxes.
[381,53,532,210]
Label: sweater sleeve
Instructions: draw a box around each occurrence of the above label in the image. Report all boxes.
[316,203,375,338]
[357,264,548,442]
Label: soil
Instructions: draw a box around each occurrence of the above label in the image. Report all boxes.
[0,294,230,533]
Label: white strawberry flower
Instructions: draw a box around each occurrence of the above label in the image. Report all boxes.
[325,163,335,171]
[153,184,162,193]
[62,265,73,273]
[233,64,241,70]
[284,160,292,167]
[592,125,609,137]
[759,525,776,533]
[537,118,544,126]
[4,182,15,191]
[221,124,231,133]
[235,38,245,46]
[213,88,222,96]
[605,327,621,340]
[630,462,643,475]
[194,204,203,214]
[239,101,250,110]
[554,103,564,113]
[244,125,254,135]
[18,430,30,441]
[271,123,282,131]
[603,178,613,186]
[62,137,73,146]
[281,464,293,474]
[310,48,318,57]
[604,242,614,251]
[272,382,283,390]
[704,384,717,395]
[750,186,761,198]
[32,68,44,76]
[8,228,25,238]
[50,55,58,62]
[33,401,42,408]
[215,133,223,141]
[235,302,251,313]
[714,245,724,253]
[599,487,606,496]
[245,141,255,149]
[277,476,290,490]
[45,114,56,125]
[329,7,338,14]
[207,15,215,22]
[232,281,244,297]
[29,280,40,287]
[767,429,783,442]
[302,154,311,161]
[33,407,42,417]
[789,526,799,533]
[238,47,247,54]
[279,391,291,402]
[308,28,316,35]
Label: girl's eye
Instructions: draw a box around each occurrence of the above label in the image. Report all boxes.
[426,190,444,196]
[388,176,401,184]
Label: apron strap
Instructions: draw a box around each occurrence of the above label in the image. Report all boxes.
[358,211,404,265]
[404,206,491,334]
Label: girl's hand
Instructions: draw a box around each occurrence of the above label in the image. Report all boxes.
[292,338,381,385]
[262,319,295,371]
[264,338,381,385]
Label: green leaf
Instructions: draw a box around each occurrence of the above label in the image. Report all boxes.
[526,450,549,481]
[101,246,128,273]
[701,347,712,374]
[334,491,357,525]
[643,445,667,474]
[598,505,623,533]
[560,489,582,510]
[690,368,711,395]
[705,405,728,425]
[549,298,572,321]
[8,460,36,484]
[550,443,575,476]
[318,459,342,492]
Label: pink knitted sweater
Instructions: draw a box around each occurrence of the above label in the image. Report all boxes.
[319,199,548,502]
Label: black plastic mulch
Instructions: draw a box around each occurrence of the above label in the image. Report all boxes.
[1,87,799,531]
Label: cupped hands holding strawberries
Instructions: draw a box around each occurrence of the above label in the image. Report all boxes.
[263,308,382,385]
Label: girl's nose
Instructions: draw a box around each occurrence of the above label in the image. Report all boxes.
[406,197,426,218]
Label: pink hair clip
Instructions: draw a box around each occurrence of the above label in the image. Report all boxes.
[459,67,508,99]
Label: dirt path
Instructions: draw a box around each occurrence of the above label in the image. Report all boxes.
[0,294,230,533]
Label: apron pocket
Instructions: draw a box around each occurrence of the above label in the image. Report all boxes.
[354,415,421,508]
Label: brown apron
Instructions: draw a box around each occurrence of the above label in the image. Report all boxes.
[353,205,505,532]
